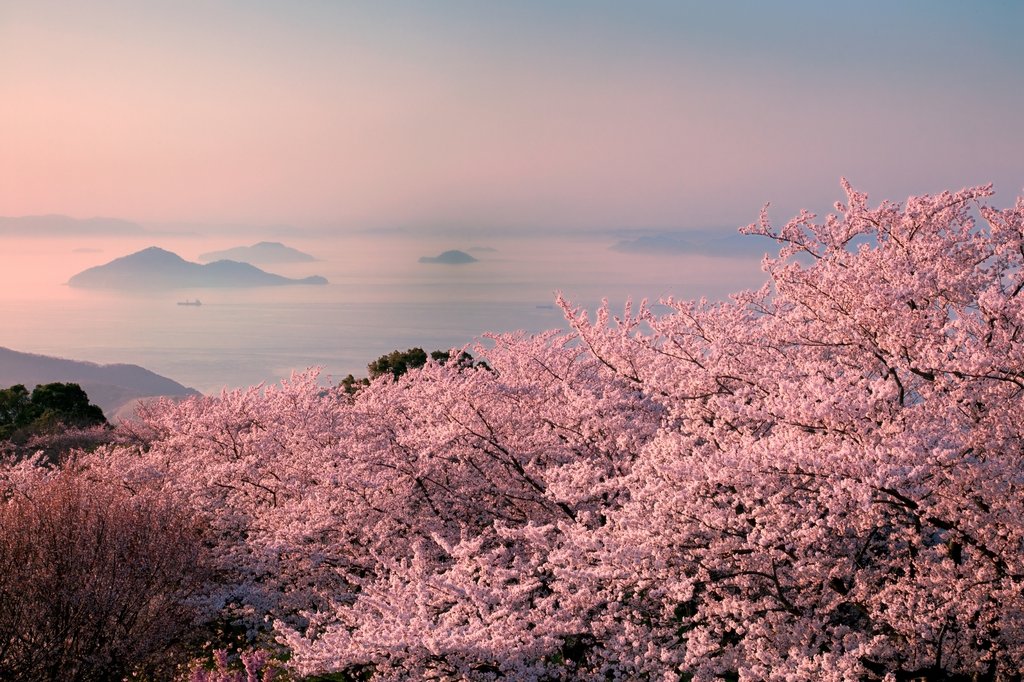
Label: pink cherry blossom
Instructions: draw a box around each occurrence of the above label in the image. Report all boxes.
[11,180,1022,680]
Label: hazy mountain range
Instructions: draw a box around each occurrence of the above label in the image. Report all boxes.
[198,241,317,264]
[609,230,776,257]
[68,247,328,289]
[0,347,200,419]
[0,214,146,236]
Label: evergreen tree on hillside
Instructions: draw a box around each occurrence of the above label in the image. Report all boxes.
[342,347,478,393]
[0,382,107,441]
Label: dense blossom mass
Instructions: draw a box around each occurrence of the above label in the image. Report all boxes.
[4,181,1024,680]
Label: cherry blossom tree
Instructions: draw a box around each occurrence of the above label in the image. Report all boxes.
[47,181,1024,681]
[187,648,281,682]
[540,181,1024,680]
[0,467,209,681]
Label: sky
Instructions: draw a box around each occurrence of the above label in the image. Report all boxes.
[1,0,1022,233]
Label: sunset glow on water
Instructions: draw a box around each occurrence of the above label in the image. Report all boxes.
[0,231,766,392]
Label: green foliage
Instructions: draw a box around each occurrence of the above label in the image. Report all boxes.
[0,382,107,442]
[339,374,369,395]
[364,348,476,382]
[30,382,106,428]
[340,348,484,395]
[0,385,32,439]
[366,347,429,380]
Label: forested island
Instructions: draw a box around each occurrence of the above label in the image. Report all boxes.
[4,185,1024,681]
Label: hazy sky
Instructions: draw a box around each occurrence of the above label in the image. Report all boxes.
[2,0,1022,232]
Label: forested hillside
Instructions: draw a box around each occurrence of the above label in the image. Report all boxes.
[3,183,1023,681]
[0,347,199,418]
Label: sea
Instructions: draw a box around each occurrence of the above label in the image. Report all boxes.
[0,230,766,394]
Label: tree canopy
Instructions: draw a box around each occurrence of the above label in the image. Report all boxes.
[366,347,474,380]
[0,382,106,441]
[341,347,478,393]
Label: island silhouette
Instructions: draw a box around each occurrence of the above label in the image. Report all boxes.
[198,241,316,264]
[68,247,328,289]
[418,249,478,265]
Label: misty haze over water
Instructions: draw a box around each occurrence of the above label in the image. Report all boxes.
[0,229,766,394]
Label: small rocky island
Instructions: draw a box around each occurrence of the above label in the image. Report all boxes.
[198,241,316,264]
[418,250,478,265]
[68,247,328,289]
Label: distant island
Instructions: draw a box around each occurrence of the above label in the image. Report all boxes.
[0,214,146,236]
[198,241,317,264]
[610,230,775,258]
[0,346,200,419]
[418,250,478,265]
[68,247,328,289]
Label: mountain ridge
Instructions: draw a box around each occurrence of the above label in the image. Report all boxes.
[0,346,200,419]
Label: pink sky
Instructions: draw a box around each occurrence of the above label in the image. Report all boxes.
[2,1,1022,232]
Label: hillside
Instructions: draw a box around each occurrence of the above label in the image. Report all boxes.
[0,347,200,419]
[68,247,328,289]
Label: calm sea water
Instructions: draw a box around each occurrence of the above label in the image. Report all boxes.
[0,232,765,394]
